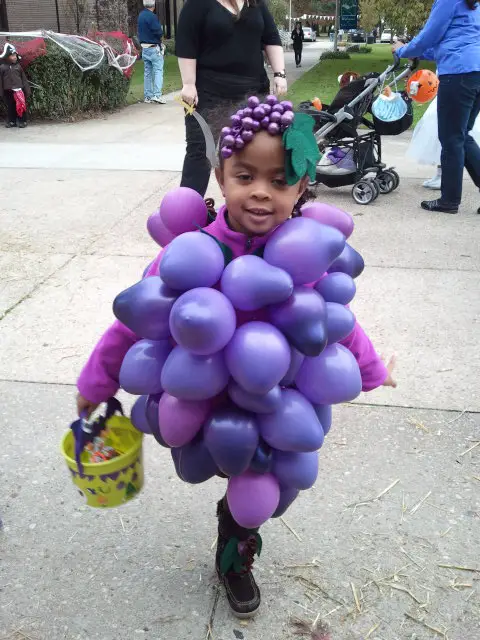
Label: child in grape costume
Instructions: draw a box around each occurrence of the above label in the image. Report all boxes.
[76,95,395,619]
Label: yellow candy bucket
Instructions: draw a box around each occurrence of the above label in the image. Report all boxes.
[60,415,144,509]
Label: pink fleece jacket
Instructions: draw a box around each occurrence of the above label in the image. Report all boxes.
[77,207,387,404]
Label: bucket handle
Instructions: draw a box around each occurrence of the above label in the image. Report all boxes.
[71,398,124,475]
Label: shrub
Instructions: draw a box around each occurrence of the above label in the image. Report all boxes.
[164,38,176,55]
[320,50,351,60]
[347,45,372,54]
[1,42,130,120]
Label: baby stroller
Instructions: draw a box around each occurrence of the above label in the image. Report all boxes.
[300,57,418,205]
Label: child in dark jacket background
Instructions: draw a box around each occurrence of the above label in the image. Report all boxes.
[0,43,31,128]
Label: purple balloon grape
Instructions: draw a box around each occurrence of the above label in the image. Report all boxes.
[113,276,177,341]
[312,404,332,435]
[221,126,232,136]
[243,107,253,117]
[266,94,278,106]
[120,339,172,395]
[223,134,235,147]
[251,120,261,132]
[280,100,293,111]
[228,380,282,414]
[221,147,233,159]
[262,103,272,114]
[272,450,319,490]
[295,344,362,405]
[301,202,354,239]
[169,288,236,356]
[326,302,355,344]
[235,137,245,149]
[327,243,365,279]
[160,187,208,236]
[268,122,280,135]
[147,210,175,247]
[248,96,260,109]
[161,346,229,401]
[159,393,211,448]
[204,406,259,476]
[260,117,270,129]
[272,104,284,114]
[130,395,152,434]
[231,114,241,126]
[258,389,324,452]
[227,472,280,528]
[269,286,328,357]
[314,273,356,305]
[280,346,305,386]
[225,322,291,395]
[242,117,254,130]
[264,217,346,285]
[272,486,299,518]
[171,435,218,484]
[281,111,295,126]
[221,255,293,311]
[269,111,281,123]
[250,441,273,474]
[146,393,169,447]
[242,129,254,142]
[253,106,265,120]
[160,232,225,291]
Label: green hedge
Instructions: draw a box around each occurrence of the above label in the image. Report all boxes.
[1,42,130,120]
[320,50,351,60]
[347,44,372,54]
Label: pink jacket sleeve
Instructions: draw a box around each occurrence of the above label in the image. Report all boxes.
[340,321,388,392]
[77,252,163,404]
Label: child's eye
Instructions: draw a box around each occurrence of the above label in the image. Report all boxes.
[272,176,287,187]
[237,173,252,182]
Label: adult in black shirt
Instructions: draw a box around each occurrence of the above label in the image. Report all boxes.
[291,22,304,68]
[176,0,286,196]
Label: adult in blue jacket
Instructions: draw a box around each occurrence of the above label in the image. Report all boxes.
[394,0,480,215]
[138,0,165,104]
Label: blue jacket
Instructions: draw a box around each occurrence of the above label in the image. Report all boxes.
[138,8,163,45]
[397,0,480,76]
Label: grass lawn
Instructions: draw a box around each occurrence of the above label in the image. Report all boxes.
[287,44,436,127]
[127,55,182,104]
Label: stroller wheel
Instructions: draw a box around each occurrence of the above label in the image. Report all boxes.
[352,180,376,205]
[376,171,396,194]
[387,169,400,191]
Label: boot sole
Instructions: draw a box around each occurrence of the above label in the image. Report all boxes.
[216,566,261,618]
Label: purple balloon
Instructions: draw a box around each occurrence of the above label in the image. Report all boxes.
[225,322,291,395]
[130,395,152,434]
[259,389,324,452]
[119,339,172,395]
[312,404,332,435]
[221,255,293,311]
[272,450,319,490]
[314,273,356,305]
[113,276,178,341]
[159,232,225,291]
[327,243,365,279]
[264,218,346,285]
[269,287,328,357]
[228,380,282,414]
[280,346,305,386]
[326,302,355,344]
[301,202,354,238]
[250,441,273,474]
[171,435,218,484]
[169,288,236,355]
[160,187,208,236]
[227,472,280,528]
[147,209,176,247]
[159,393,211,448]
[272,486,299,518]
[296,344,362,405]
[161,346,229,400]
[146,393,169,447]
[204,406,259,476]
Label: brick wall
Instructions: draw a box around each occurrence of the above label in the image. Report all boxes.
[6,0,61,31]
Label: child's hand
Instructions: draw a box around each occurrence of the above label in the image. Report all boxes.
[383,355,397,388]
[76,393,98,417]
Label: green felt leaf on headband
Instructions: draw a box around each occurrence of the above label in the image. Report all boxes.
[283,113,320,185]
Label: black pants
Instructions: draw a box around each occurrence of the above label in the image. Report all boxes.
[3,90,27,125]
[294,47,302,66]
[437,72,480,206]
[180,90,241,196]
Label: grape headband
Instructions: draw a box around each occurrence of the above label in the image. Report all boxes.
[220,95,321,186]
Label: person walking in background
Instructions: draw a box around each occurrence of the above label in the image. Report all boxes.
[0,43,30,128]
[394,0,480,215]
[291,21,304,68]
[138,0,166,105]
[175,0,287,197]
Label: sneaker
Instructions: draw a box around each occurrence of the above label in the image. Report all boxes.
[144,97,152,104]
[216,497,261,619]
[421,199,458,214]
[18,122,27,129]
[151,96,166,104]
[423,174,441,190]
[5,122,16,128]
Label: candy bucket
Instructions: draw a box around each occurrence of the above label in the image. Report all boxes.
[61,414,144,508]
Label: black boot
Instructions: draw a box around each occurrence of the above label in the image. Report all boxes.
[215,497,261,618]
[421,199,458,214]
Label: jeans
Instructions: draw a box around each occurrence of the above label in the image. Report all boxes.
[437,72,480,206]
[294,48,302,66]
[180,91,241,196]
[3,90,27,125]
[142,46,164,99]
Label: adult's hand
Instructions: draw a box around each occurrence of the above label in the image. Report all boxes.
[181,83,198,106]
[392,41,403,54]
[274,77,287,96]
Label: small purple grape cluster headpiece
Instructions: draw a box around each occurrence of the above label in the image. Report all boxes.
[220,95,321,185]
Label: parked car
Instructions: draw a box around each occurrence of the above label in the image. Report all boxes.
[302,26,316,42]
[380,29,393,43]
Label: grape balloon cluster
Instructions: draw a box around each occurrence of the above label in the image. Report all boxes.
[116,187,366,529]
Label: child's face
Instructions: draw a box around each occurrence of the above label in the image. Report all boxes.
[7,53,17,64]
[216,131,308,236]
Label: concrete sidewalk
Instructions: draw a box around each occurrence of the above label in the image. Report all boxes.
[1,47,480,639]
